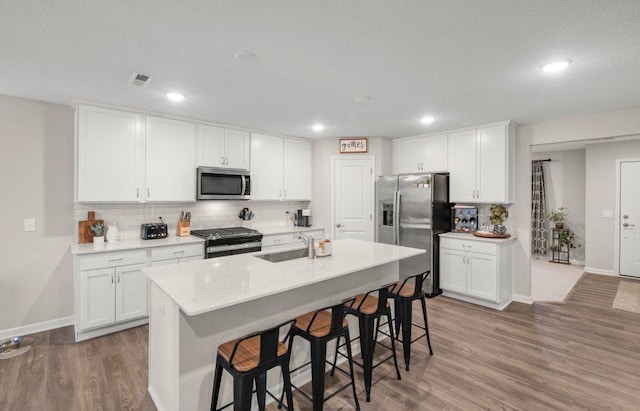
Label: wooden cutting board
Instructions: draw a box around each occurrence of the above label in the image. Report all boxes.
[78,211,103,244]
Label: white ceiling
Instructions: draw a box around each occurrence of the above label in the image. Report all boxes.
[2,0,640,139]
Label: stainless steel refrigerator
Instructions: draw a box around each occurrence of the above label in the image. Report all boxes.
[376,173,451,297]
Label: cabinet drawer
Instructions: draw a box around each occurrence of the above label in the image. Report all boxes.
[79,250,147,271]
[151,243,204,262]
[262,233,294,248]
[440,238,497,256]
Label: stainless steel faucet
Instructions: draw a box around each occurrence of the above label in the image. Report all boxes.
[297,233,315,259]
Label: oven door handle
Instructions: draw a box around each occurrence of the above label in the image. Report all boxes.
[206,241,262,254]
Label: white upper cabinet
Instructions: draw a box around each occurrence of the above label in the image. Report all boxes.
[197,125,250,170]
[283,138,312,200]
[76,105,144,202]
[145,116,196,202]
[250,133,312,201]
[449,123,514,203]
[394,134,448,174]
[250,133,283,200]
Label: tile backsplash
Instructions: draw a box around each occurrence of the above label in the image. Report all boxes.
[74,201,310,242]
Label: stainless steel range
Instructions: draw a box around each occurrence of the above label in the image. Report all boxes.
[191,227,263,258]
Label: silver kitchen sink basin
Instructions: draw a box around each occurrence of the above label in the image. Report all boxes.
[254,248,309,263]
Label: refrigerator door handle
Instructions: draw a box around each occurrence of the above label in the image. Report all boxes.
[394,191,401,245]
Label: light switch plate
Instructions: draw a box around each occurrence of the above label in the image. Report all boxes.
[24,218,36,231]
[602,210,613,218]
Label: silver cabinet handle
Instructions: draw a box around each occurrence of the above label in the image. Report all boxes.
[284,190,287,198]
[226,157,229,165]
[279,190,282,198]
[117,275,121,283]
[137,188,140,198]
[147,188,150,198]
[174,250,185,256]
[221,156,225,165]
[477,190,480,199]
[463,255,467,264]
[111,273,114,284]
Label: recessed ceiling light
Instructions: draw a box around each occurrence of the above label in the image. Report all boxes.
[312,124,324,132]
[420,116,435,124]
[234,51,257,63]
[540,58,572,73]
[166,92,185,102]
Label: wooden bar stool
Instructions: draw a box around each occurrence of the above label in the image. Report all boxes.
[279,300,360,411]
[388,271,434,371]
[331,284,402,402]
[211,319,296,411]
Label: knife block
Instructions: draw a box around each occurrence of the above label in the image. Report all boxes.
[176,221,191,237]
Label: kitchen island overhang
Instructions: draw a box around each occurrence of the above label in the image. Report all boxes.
[144,238,425,411]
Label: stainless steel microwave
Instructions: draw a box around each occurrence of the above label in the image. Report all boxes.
[197,167,251,200]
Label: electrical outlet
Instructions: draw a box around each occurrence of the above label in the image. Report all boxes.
[24,218,36,232]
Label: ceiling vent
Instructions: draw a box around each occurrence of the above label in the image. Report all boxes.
[128,72,153,87]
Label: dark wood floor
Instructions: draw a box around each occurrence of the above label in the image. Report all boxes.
[2,274,639,410]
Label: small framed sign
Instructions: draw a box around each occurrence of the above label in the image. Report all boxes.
[339,138,368,153]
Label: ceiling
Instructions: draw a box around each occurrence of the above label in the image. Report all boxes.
[2,1,640,139]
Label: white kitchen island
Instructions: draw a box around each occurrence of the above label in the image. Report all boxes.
[143,238,424,411]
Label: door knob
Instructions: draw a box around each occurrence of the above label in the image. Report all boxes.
[623,223,635,227]
[336,224,342,228]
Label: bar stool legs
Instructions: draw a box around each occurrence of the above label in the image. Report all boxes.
[310,340,327,411]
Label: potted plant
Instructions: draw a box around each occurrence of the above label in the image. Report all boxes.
[489,204,509,234]
[91,222,106,247]
[547,207,568,229]
[551,229,580,251]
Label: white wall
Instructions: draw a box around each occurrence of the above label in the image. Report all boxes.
[531,150,586,264]
[0,95,75,333]
[514,106,640,298]
[311,137,392,234]
[584,139,640,273]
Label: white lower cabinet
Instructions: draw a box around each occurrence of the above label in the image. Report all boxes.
[74,243,204,341]
[439,235,512,310]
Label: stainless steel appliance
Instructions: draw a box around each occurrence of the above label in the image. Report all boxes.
[140,223,168,240]
[197,167,251,200]
[191,227,263,258]
[376,172,451,297]
[296,209,312,227]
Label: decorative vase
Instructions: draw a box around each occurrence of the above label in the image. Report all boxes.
[555,222,564,229]
[93,235,105,248]
[493,224,506,235]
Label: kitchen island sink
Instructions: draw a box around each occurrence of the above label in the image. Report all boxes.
[254,248,309,262]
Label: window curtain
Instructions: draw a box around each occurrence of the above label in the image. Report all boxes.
[531,160,547,255]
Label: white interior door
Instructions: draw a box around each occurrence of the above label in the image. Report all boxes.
[620,161,640,277]
[332,157,374,240]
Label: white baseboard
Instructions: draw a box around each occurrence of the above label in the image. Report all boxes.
[584,267,615,276]
[512,294,533,304]
[0,315,74,340]
[570,259,585,266]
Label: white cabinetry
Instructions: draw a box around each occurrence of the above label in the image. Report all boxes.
[449,123,514,203]
[251,133,312,201]
[439,235,513,310]
[76,250,148,336]
[151,243,204,266]
[145,116,196,202]
[197,125,250,170]
[76,105,145,202]
[394,134,448,174]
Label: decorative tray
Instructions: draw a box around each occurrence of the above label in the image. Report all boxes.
[315,252,332,258]
[473,231,511,239]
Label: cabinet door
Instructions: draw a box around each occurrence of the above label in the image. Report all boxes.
[115,263,149,322]
[250,133,283,200]
[224,129,251,170]
[394,139,421,174]
[421,134,448,172]
[477,125,507,202]
[79,268,115,330]
[467,252,498,301]
[197,124,225,167]
[146,116,196,202]
[439,248,467,294]
[449,130,477,202]
[283,138,312,200]
[77,105,144,202]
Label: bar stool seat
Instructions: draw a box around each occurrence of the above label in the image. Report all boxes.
[293,311,348,337]
[388,271,434,372]
[211,319,296,411]
[351,294,390,314]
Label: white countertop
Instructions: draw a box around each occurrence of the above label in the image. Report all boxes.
[440,231,517,244]
[71,235,204,255]
[143,238,424,316]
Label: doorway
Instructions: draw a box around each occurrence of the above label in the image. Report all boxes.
[331,156,375,241]
[617,160,640,277]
